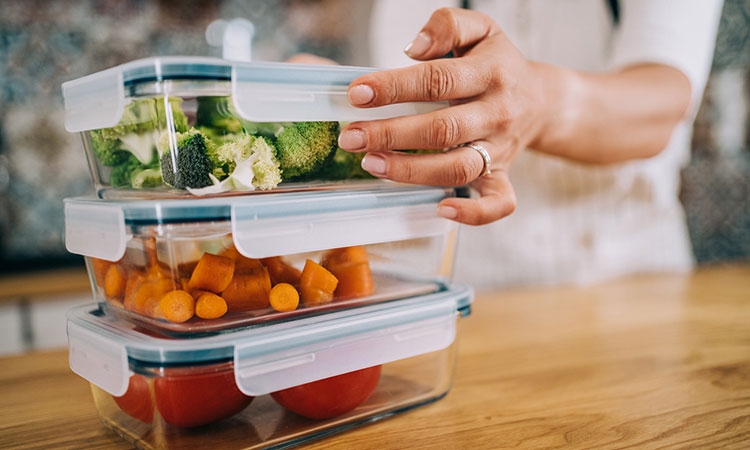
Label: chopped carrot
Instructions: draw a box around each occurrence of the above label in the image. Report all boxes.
[104,264,127,302]
[262,256,302,285]
[159,290,195,323]
[188,253,235,293]
[195,292,228,319]
[299,259,338,307]
[222,267,272,312]
[124,238,178,317]
[321,246,374,300]
[221,245,263,272]
[269,283,300,312]
[91,257,113,288]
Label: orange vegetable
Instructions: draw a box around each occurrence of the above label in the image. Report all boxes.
[299,259,338,307]
[195,292,228,319]
[222,267,272,312]
[123,238,177,316]
[321,246,374,300]
[104,264,127,302]
[221,245,264,273]
[269,283,300,312]
[91,257,113,288]
[126,278,177,316]
[159,290,195,323]
[262,257,301,285]
[188,253,235,293]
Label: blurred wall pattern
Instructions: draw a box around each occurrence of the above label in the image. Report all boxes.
[682,0,750,264]
[0,0,747,274]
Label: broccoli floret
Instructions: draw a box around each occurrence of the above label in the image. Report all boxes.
[92,98,188,166]
[196,97,243,135]
[300,148,374,181]
[273,121,339,179]
[130,168,163,189]
[156,97,189,133]
[108,154,143,188]
[158,129,213,189]
[88,130,131,166]
[210,134,282,190]
[241,121,292,139]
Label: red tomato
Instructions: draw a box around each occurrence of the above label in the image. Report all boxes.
[112,374,153,423]
[154,365,253,427]
[271,365,382,419]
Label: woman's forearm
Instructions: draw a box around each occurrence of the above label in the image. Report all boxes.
[532,63,692,164]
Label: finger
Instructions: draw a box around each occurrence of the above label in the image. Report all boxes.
[405,8,501,60]
[347,57,491,107]
[339,102,490,152]
[436,171,516,225]
[360,145,486,186]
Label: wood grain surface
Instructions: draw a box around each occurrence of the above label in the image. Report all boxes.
[0,265,748,449]
[0,267,89,302]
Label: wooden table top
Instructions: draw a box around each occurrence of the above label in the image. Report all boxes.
[1,265,749,449]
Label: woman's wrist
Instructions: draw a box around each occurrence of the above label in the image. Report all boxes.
[528,62,585,155]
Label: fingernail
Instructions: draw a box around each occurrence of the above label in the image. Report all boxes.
[348,84,374,105]
[437,206,458,219]
[404,32,431,57]
[338,129,367,150]
[361,153,387,176]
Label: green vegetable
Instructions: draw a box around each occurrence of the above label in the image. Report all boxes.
[89,130,130,166]
[299,148,374,181]
[273,121,339,179]
[92,98,188,166]
[158,129,213,189]
[196,97,243,136]
[209,134,282,190]
[130,168,163,189]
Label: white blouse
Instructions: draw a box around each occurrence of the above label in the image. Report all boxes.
[369,0,723,288]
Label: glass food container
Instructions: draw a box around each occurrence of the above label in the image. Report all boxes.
[62,56,445,199]
[67,285,473,450]
[65,185,459,336]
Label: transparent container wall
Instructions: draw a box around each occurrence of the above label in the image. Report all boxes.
[90,343,456,450]
[86,220,456,335]
[81,81,387,199]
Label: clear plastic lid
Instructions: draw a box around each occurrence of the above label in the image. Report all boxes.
[67,284,473,396]
[65,186,457,261]
[62,56,446,133]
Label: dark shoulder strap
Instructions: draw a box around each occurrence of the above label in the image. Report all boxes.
[606,0,620,25]
[462,1,619,26]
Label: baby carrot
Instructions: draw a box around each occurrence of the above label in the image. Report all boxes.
[104,264,127,302]
[188,253,235,293]
[222,267,272,312]
[262,256,301,285]
[195,292,228,319]
[269,283,300,312]
[159,290,195,323]
[299,259,338,307]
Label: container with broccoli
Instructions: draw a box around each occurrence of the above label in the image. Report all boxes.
[83,95,374,197]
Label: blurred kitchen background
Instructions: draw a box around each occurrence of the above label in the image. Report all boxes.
[0,0,748,355]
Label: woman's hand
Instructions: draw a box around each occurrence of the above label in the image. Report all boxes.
[338,8,546,225]
[338,8,691,226]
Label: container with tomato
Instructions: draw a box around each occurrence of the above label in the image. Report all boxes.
[68,284,472,449]
[65,185,459,336]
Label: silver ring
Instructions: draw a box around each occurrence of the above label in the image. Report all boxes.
[464,142,492,177]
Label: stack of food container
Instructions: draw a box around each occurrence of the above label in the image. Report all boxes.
[62,54,473,449]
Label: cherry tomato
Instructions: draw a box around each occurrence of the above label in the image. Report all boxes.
[154,365,253,427]
[271,365,382,419]
[112,374,153,423]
